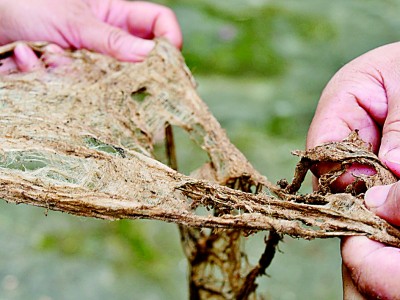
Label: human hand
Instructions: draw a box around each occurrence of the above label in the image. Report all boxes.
[0,0,182,73]
[307,42,400,299]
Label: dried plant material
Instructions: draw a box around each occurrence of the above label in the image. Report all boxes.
[1,40,400,299]
[0,39,274,299]
[284,131,397,195]
[1,40,396,243]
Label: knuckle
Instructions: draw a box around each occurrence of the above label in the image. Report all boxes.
[159,6,176,18]
[106,28,127,55]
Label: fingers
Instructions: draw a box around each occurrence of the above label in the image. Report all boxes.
[77,0,183,62]
[0,0,182,64]
[12,43,42,72]
[307,43,400,151]
[306,43,400,190]
[341,236,400,299]
[76,17,155,62]
[0,43,71,74]
[369,43,400,176]
[365,182,400,226]
[41,44,72,68]
[0,43,42,74]
[378,70,400,176]
[311,162,376,193]
[101,0,183,49]
[306,74,384,192]
[306,63,384,190]
[0,57,18,74]
[126,1,183,49]
[306,54,387,152]
[342,264,366,300]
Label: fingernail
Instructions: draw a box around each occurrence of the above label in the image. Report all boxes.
[383,149,400,175]
[365,184,392,208]
[132,40,155,59]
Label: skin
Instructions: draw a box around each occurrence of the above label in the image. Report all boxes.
[0,0,182,73]
[307,42,400,299]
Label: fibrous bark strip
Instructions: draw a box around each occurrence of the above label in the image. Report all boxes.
[0,40,399,299]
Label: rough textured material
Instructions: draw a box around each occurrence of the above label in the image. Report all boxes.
[0,40,399,299]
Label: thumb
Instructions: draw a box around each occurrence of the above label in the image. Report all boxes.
[365,182,400,226]
[76,18,155,62]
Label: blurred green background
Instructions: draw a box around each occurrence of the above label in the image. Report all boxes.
[1,0,400,299]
